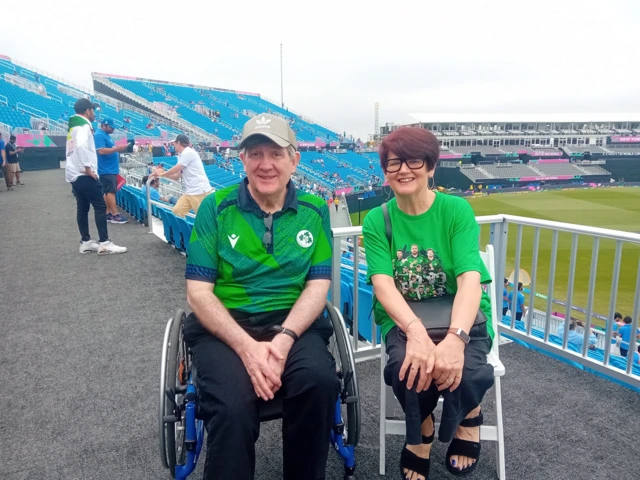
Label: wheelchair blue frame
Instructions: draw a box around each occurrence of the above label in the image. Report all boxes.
[171,379,355,479]
[174,372,204,480]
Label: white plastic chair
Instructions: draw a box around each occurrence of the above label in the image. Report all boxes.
[379,245,506,479]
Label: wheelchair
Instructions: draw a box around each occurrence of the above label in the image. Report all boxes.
[159,300,361,480]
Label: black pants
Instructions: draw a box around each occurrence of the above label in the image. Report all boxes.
[384,324,494,444]
[502,307,509,316]
[183,313,340,480]
[515,312,523,321]
[71,175,108,243]
[620,347,628,358]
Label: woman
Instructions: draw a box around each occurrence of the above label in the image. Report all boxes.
[363,127,494,479]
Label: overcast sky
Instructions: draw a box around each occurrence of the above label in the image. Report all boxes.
[2,0,639,139]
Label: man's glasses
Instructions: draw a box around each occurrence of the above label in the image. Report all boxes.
[263,213,273,250]
[383,157,426,173]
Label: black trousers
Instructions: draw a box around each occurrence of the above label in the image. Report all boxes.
[384,323,494,444]
[183,312,340,480]
[71,175,108,243]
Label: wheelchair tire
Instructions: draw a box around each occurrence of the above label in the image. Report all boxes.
[327,301,361,447]
[159,309,189,477]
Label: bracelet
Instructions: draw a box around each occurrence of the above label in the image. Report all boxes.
[404,318,421,332]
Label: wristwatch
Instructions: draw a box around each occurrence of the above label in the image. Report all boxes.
[269,325,300,342]
[447,327,470,344]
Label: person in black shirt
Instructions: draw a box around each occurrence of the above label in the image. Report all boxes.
[4,135,24,188]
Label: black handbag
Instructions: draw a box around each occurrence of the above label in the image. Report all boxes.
[380,202,486,341]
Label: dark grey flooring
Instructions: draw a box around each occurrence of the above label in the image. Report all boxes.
[1,169,639,480]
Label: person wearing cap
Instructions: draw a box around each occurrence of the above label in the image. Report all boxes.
[65,98,126,255]
[153,134,213,217]
[95,118,129,224]
[183,113,336,479]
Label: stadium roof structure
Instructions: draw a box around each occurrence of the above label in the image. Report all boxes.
[408,113,640,123]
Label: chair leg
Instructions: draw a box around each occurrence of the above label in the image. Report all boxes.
[494,376,506,479]
[379,352,386,475]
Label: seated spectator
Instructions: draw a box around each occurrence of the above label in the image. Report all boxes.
[363,127,494,478]
[183,113,336,478]
[557,319,597,351]
[141,175,177,205]
[617,316,640,358]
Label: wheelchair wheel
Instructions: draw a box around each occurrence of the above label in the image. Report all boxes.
[159,309,190,477]
[326,301,361,447]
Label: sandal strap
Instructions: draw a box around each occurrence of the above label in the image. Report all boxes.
[401,446,431,475]
[459,412,483,428]
[422,413,435,444]
[422,432,434,444]
[447,438,481,460]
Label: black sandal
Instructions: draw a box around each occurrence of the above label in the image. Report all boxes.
[400,414,435,480]
[445,412,483,476]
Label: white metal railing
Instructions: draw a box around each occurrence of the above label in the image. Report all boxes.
[47,92,62,103]
[330,215,640,389]
[0,94,7,106]
[17,103,48,120]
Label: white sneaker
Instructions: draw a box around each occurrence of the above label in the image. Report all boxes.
[79,239,100,254]
[98,240,127,255]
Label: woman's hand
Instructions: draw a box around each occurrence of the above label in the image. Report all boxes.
[399,323,436,392]
[432,336,465,392]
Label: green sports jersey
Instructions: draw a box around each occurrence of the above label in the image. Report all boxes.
[362,193,493,342]
[185,179,333,317]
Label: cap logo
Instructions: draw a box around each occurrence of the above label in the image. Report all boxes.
[254,116,271,130]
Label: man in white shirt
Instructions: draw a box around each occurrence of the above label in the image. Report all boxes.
[65,98,127,255]
[154,134,213,217]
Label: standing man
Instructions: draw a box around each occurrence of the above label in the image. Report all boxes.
[94,118,129,224]
[153,134,213,217]
[65,98,126,255]
[0,132,9,191]
[4,135,25,187]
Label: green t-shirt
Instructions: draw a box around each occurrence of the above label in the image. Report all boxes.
[363,193,493,342]
[185,179,333,317]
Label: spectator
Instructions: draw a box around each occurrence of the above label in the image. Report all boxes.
[4,135,25,187]
[362,127,494,478]
[333,196,340,211]
[0,132,10,191]
[141,175,177,205]
[95,118,129,224]
[612,312,624,333]
[557,319,597,351]
[502,278,509,316]
[65,98,126,255]
[508,282,526,321]
[183,113,336,479]
[153,134,213,217]
[617,316,640,358]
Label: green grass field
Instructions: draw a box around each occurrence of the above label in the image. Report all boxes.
[351,188,640,325]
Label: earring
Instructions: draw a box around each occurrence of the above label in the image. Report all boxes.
[428,176,435,190]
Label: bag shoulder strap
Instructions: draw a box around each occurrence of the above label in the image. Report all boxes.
[381,202,392,248]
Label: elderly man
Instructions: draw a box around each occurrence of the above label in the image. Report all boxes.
[153,134,213,216]
[183,114,337,479]
[95,118,129,224]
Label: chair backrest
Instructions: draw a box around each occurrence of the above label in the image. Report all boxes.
[479,244,500,358]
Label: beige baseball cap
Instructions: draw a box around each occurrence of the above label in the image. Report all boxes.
[237,113,298,150]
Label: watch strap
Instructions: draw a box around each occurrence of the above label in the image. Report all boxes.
[270,325,299,342]
[447,327,470,344]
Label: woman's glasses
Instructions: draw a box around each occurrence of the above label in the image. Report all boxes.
[263,214,273,250]
[383,157,426,173]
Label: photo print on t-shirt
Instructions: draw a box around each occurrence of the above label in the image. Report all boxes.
[393,245,447,301]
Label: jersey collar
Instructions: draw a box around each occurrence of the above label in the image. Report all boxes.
[237,177,298,216]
